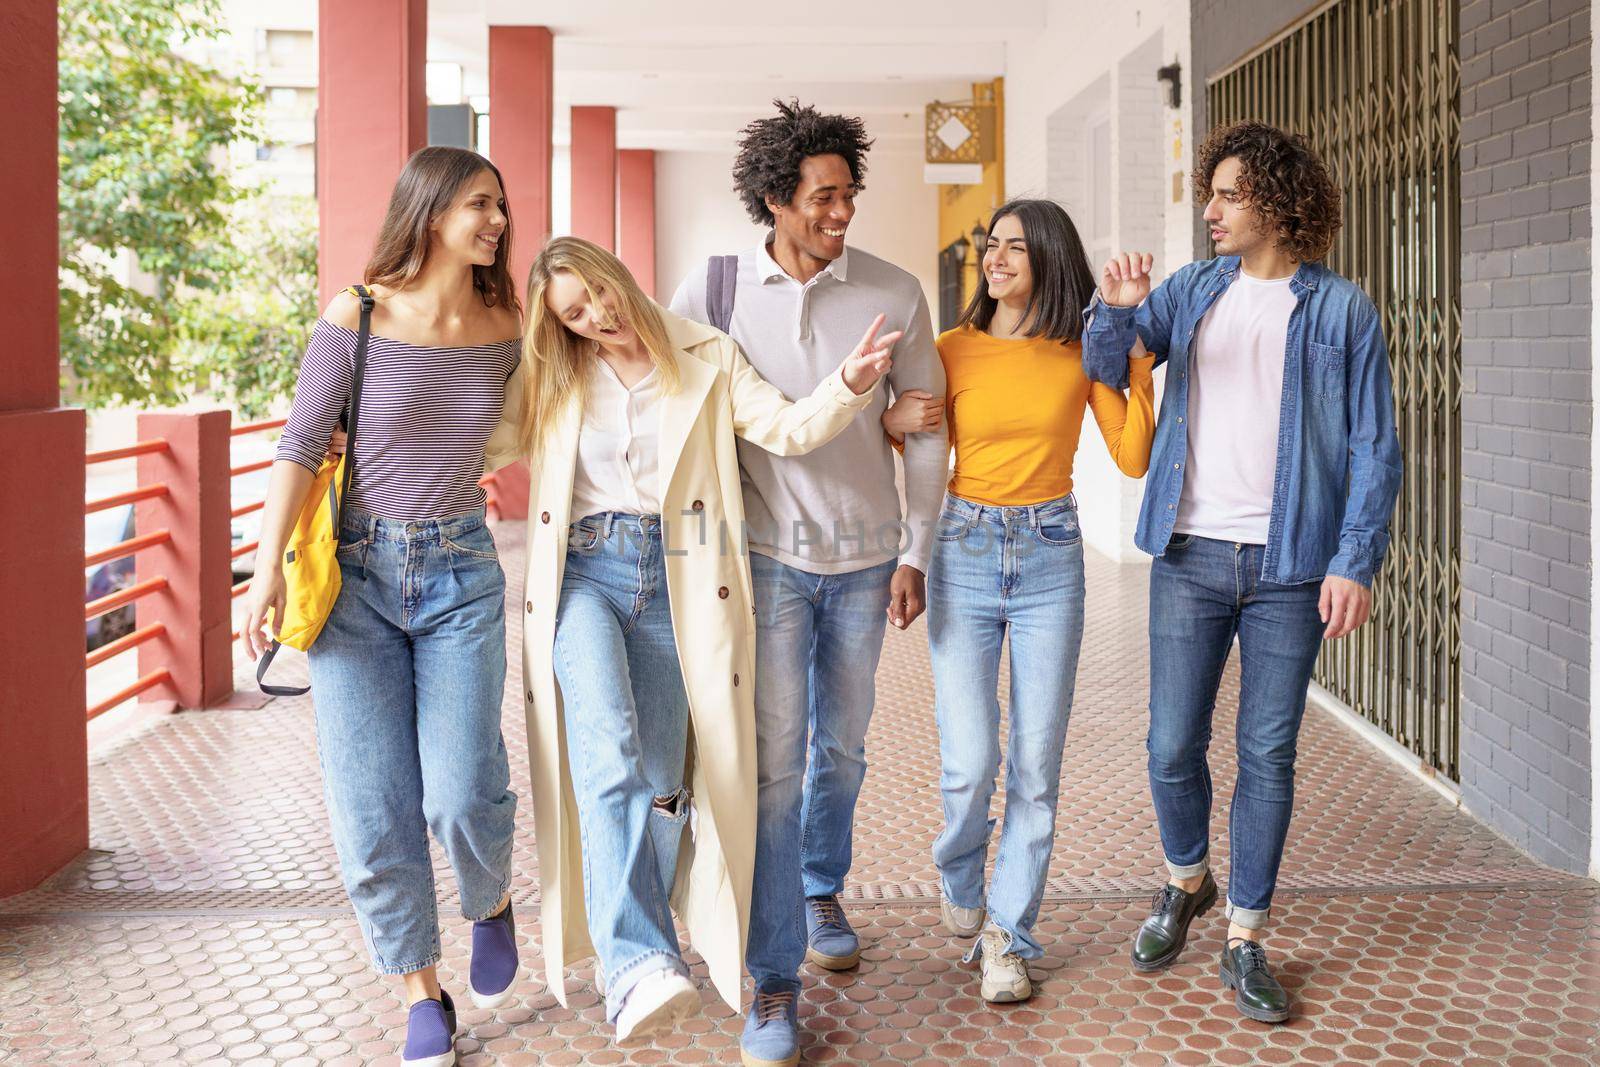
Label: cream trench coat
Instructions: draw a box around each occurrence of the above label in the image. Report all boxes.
[487,307,879,1013]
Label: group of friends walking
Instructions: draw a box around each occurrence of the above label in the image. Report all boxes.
[240,101,1403,1066]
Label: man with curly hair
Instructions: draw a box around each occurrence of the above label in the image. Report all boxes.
[1082,121,1402,1024]
[669,99,947,1067]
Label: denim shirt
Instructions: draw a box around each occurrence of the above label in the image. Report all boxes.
[1082,256,1402,587]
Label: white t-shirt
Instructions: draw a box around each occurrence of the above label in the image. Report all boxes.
[571,358,662,520]
[1174,271,1297,545]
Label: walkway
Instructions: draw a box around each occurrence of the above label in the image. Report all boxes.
[2,523,1596,1065]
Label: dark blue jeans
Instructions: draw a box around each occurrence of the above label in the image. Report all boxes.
[1147,535,1324,930]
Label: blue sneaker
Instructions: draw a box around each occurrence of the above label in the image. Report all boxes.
[740,985,799,1067]
[804,895,860,970]
[402,988,457,1067]
[470,900,520,1009]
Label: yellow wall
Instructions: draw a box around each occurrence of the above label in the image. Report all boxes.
[937,78,1006,307]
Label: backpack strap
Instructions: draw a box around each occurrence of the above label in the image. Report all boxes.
[254,284,375,699]
[705,255,739,334]
[337,284,375,530]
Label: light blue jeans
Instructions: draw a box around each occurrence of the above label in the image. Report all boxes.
[553,513,691,1021]
[308,506,517,975]
[927,493,1085,960]
[745,553,895,991]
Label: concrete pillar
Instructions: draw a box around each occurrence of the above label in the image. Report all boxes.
[316,0,427,309]
[135,412,235,710]
[571,106,618,250]
[618,149,657,298]
[0,0,89,897]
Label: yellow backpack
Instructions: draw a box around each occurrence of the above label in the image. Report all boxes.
[256,285,374,696]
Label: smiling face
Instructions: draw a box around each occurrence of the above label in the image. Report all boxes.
[543,269,635,351]
[768,153,858,264]
[431,168,508,267]
[982,212,1034,305]
[1201,155,1273,259]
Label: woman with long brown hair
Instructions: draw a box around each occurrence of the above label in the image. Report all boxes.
[488,236,900,1054]
[241,146,525,1067]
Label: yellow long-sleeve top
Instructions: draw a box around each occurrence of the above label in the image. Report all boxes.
[937,325,1157,506]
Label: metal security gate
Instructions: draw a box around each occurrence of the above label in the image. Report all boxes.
[1209,0,1461,779]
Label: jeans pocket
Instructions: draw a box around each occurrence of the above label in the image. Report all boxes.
[936,509,974,542]
[441,526,499,561]
[1036,517,1081,546]
[1306,341,1347,403]
[567,523,602,552]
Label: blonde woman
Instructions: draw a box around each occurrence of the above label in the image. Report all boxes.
[487,237,901,1051]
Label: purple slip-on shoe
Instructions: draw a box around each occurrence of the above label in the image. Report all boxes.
[470,900,520,1009]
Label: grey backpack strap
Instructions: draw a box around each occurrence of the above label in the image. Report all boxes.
[705,255,739,333]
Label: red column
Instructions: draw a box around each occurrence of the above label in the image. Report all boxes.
[316,0,427,309]
[135,412,235,710]
[0,0,89,897]
[484,26,552,523]
[618,149,657,298]
[488,25,553,286]
[570,106,618,250]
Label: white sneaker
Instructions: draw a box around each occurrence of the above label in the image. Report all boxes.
[614,969,699,1045]
[973,928,1032,1003]
[941,898,985,938]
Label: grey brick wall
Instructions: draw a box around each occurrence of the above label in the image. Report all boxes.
[1459,0,1592,874]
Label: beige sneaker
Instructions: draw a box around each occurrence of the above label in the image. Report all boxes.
[941,898,985,938]
[972,928,1032,1003]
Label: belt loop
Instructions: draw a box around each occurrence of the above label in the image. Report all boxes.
[602,512,617,540]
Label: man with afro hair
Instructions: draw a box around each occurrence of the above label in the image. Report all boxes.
[670,99,947,1067]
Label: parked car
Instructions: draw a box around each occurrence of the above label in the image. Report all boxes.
[85,504,136,651]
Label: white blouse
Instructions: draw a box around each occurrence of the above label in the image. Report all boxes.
[570,356,663,520]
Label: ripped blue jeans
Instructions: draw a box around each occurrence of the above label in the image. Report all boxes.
[553,513,691,1019]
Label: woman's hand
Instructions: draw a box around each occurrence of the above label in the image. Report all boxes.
[841,314,904,395]
[240,563,287,662]
[881,390,943,441]
[326,429,348,458]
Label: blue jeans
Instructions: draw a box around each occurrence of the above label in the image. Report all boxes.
[745,553,895,990]
[1148,534,1325,930]
[553,513,691,1020]
[927,493,1085,960]
[308,507,517,975]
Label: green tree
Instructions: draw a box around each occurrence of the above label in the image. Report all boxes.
[59,0,312,412]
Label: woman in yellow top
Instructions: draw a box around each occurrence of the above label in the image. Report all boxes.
[885,198,1155,1003]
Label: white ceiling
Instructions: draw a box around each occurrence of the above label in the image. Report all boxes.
[428,0,1041,151]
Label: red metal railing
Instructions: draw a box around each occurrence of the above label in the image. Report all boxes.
[226,419,285,641]
[84,439,173,721]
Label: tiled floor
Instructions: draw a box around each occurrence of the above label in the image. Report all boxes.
[3,523,1596,1065]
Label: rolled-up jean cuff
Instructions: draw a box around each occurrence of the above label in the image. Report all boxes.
[1225,900,1269,931]
[1165,856,1209,880]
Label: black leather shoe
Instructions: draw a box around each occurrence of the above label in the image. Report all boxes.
[1219,938,1290,1023]
[1131,872,1217,971]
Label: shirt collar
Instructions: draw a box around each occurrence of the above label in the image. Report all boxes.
[1217,254,1322,292]
[758,234,850,285]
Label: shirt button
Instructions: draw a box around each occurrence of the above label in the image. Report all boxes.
[718,586,730,599]
[1177,417,1184,423]
[1174,463,1182,470]
[525,601,533,613]
[733,673,740,687]
[1168,504,1175,510]
[525,689,533,702]
[540,512,551,524]
[692,500,705,511]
